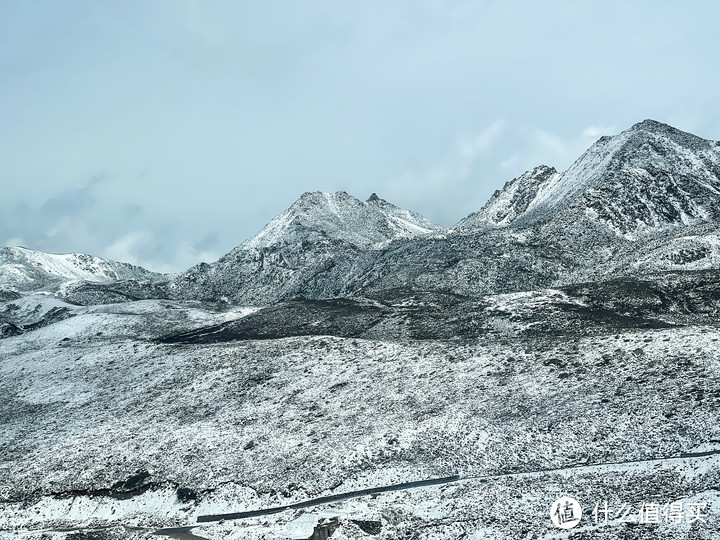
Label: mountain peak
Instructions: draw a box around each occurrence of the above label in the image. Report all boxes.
[296,190,353,206]
[458,120,720,235]
[623,119,714,150]
[455,164,559,230]
[0,246,160,294]
[174,191,447,303]
[630,118,674,132]
[241,191,445,250]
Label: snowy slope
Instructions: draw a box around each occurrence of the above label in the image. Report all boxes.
[455,165,559,229]
[1,291,719,537]
[0,246,163,294]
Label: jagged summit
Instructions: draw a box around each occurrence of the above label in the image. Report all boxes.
[458,120,720,235]
[455,165,559,230]
[631,118,673,132]
[629,118,693,136]
[626,118,715,150]
[242,190,445,250]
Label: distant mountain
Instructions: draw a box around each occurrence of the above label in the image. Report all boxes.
[0,246,162,295]
[459,120,720,236]
[171,191,446,304]
[345,121,720,299]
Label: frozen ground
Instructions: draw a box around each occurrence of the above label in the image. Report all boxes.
[1,292,719,538]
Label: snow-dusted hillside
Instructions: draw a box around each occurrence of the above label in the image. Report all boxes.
[1,287,719,538]
[0,246,163,295]
[3,119,720,539]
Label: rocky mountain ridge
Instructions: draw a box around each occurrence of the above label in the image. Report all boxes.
[242,190,446,250]
[167,119,720,305]
[464,119,720,236]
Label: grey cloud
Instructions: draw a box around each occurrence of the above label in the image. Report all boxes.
[39,174,106,227]
[193,232,219,252]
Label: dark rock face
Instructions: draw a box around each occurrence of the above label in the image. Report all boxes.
[582,168,709,234]
[0,321,23,338]
[351,520,382,535]
[309,517,339,540]
[155,270,720,345]
[57,279,173,306]
[0,289,21,302]
[667,246,711,265]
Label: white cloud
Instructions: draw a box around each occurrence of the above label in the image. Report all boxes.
[458,120,506,161]
[3,237,25,248]
[390,119,507,196]
[582,125,616,138]
[102,232,221,274]
[381,120,511,225]
[174,241,220,270]
[533,129,569,158]
[500,154,520,170]
[103,231,156,268]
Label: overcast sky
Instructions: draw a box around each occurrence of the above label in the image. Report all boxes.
[1,1,719,272]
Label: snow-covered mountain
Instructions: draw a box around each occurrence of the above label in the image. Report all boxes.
[171,191,446,303]
[339,121,720,300]
[459,120,720,236]
[244,190,446,250]
[166,121,720,305]
[0,246,162,295]
[16,120,720,307]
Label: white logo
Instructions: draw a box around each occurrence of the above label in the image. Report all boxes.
[550,497,582,529]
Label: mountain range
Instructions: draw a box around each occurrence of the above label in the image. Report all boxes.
[172,119,720,305]
[5,118,718,309]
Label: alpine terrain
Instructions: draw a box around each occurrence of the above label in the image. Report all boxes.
[1,120,720,539]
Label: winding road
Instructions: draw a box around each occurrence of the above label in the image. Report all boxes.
[145,447,720,538]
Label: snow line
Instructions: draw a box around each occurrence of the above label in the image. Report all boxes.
[195,448,720,523]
